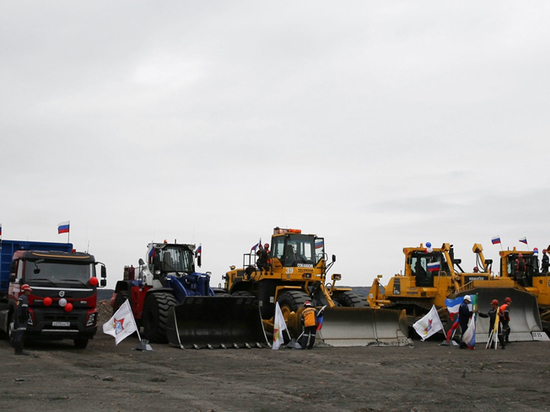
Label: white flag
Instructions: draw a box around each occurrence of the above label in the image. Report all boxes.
[102,299,138,345]
[272,302,288,350]
[413,305,443,341]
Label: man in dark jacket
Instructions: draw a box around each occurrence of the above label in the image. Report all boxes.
[14,284,32,355]
[479,299,505,349]
[459,295,473,349]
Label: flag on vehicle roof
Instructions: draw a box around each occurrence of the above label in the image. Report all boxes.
[427,261,441,272]
[413,305,443,341]
[58,221,70,234]
[195,245,202,257]
[519,237,528,245]
[103,299,138,345]
[272,302,287,350]
[315,239,324,249]
[491,236,501,245]
[251,242,260,252]
[461,294,478,349]
[0,223,2,238]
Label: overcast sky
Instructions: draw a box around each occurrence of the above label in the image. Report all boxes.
[2,1,549,290]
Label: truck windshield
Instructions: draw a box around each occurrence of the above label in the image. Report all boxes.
[153,246,194,273]
[25,260,94,284]
[273,235,321,267]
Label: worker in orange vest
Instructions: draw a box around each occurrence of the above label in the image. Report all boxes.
[299,301,318,349]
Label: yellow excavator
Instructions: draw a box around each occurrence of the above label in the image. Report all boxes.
[169,227,410,347]
[367,242,548,342]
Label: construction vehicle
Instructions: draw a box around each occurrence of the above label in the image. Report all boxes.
[209,227,409,347]
[367,242,547,342]
[0,239,107,348]
[498,247,550,333]
[112,241,267,348]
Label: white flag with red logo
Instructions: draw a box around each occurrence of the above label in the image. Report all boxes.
[272,302,288,350]
[103,299,138,345]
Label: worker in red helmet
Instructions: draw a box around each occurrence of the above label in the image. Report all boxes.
[256,243,271,273]
[299,301,318,349]
[514,253,527,286]
[14,284,32,355]
[479,299,505,349]
[500,297,512,344]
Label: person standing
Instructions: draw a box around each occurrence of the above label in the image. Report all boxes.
[500,297,512,344]
[479,299,505,349]
[14,284,32,356]
[515,253,527,286]
[459,295,473,349]
[541,249,549,275]
[256,243,271,272]
[299,301,317,349]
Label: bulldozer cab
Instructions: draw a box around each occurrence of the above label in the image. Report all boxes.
[501,251,539,287]
[407,250,450,287]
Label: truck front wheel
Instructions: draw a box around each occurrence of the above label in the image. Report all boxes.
[142,292,177,343]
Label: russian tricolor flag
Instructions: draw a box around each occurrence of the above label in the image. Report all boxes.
[315,240,324,249]
[519,237,528,245]
[491,236,501,245]
[58,221,70,234]
[251,243,259,252]
[195,245,202,258]
[427,261,440,272]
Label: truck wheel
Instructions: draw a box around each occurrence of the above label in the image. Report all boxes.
[113,290,132,315]
[334,291,369,308]
[142,292,177,343]
[74,337,89,349]
[277,291,309,337]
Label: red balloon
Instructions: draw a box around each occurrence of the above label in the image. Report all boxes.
[43,297,53,306]
[89,277,99,287]
[64,302,73,312]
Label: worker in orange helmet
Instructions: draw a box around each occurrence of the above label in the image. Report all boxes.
[299,301,318,349]
[479,299,505,349]
[500,297,512,345]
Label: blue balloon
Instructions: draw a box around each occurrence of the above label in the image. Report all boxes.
[426,242,432,248]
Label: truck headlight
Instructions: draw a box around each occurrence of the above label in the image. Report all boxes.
[86,313,97,327]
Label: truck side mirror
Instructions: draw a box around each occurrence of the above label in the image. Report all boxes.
[332,254,336,263]
[101,265,107,278]
[100,278,107,287]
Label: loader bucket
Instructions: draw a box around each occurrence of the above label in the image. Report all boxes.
[317,307,411,347]
[456,288,549,342]
[166,296,269,349]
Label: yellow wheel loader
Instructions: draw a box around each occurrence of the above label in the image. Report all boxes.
[367,242,548,342]
[221,227,410,347]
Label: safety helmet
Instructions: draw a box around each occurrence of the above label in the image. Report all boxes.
[543,249,547,253]
[304,301,313,307]
[463,295,471,302]
[264,243,269,249]
[21,284,32,292]
[505,297,512,303]
[491,299,499,306]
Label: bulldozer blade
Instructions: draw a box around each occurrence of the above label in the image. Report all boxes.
[456,288,549,342]
[166,296,269,349]
[317,307,411,347]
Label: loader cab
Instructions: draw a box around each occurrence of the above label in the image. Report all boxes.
[271,233,323,268]
[149,243,195,278]
[408,250,449,287]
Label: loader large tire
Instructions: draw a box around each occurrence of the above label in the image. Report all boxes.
[277,291,309,336]
[142,292,178,343]
[334,291,369,308]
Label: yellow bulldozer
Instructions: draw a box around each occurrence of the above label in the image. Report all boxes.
[367,242,548,342]
[215,227,410,347]
[498,247,550,333]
